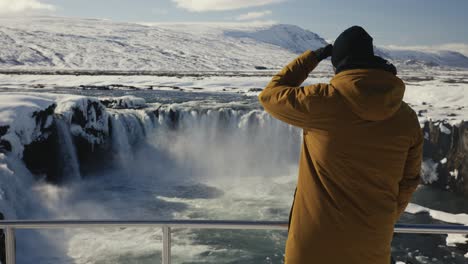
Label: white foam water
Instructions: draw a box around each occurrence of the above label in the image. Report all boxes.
[55,117,81,182]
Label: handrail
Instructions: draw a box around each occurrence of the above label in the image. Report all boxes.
[1,220,468,264]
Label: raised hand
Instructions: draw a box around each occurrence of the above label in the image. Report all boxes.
[313,44,333,62]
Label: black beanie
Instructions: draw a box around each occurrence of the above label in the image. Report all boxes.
[332,26,374,67]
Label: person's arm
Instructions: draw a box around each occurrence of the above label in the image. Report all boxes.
[258,45,333,129]
[396,128,423,219]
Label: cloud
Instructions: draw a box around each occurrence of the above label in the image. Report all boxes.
[0,0,56,14]
[152,8,169,15]
[172,0,283,12]
[236,10,272,21]
[384,43,468,57]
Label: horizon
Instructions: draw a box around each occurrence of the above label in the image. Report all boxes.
[1,0,467,50]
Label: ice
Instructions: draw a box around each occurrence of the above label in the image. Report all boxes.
[406,203,468,226]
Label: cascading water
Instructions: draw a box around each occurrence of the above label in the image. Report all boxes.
[55,117,81,182]
[109,113,133,167]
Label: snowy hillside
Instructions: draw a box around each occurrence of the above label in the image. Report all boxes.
[378,47,468,68]
[0,17,303,71]
[1,16,468,70]
[223,24,328,53]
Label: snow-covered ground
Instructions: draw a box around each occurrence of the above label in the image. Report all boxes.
[0,67,466,124]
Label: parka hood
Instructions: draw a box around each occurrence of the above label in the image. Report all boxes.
[330,69,405,121]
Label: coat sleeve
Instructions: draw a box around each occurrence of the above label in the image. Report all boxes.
[258,50,331,129]
[396,128,423,219]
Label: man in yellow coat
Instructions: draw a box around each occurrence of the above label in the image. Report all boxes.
[259,26,422,264]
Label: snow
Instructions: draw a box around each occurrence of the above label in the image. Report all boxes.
[1,16,468,71]
[0,92,113,156]
[0,16,467,262]
[0,16,466,126]
[223,24,328,53]
[440,158,447,164]
[402,72,468,125]
[450,169,459,180]
[446,234,468,247]
[439,123,452,134]
[379,46,468,68]
[100,95,146,109]
[406,203,468,226]
[56,95,109,145]
[405,204,468,255]
[0,94,56,157]
[0,17,299,71]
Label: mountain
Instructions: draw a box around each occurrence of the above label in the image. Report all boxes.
[0,17,301,71]
[223,24,328,53]
[377,47,468,68]
[0,16,468,70]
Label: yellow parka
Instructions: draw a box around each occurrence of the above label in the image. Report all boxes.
[259,50,422,264]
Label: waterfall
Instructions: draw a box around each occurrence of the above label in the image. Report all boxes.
[55,117,81,182]
[109,113,135,170]
[148,108,302,180]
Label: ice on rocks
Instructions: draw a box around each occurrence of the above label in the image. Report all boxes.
[100,96,146,109]
[0,94,56,157]
[0,93,110,156]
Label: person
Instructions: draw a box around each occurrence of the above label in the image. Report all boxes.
[259,26,422,264]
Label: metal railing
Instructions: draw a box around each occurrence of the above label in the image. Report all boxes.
[1,220,468,264]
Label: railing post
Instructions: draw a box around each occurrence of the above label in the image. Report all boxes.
[5,227,16,264]
[162,226,171,264]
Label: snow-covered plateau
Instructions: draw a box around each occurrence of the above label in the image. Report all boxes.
[0,16,467,264]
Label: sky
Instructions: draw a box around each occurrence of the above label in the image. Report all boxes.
[1,0,468,47]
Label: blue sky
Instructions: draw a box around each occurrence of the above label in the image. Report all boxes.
[3,0,468,46]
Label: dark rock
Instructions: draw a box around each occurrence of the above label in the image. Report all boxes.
[73,134,112,176]
[248,88,263,92]
[22,126,60,182]
[422,121,468,194]
[0,126,11,153]
[79,85,110,90]
[167,109,179,129]
[0,126,8,137]
[22,104,61,182]
[23,100,111,182]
